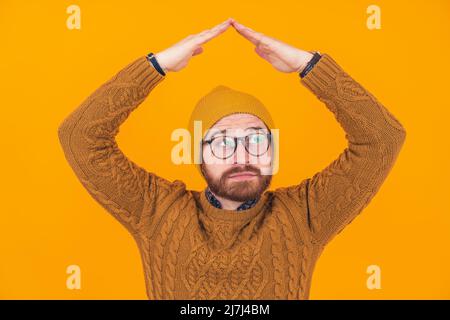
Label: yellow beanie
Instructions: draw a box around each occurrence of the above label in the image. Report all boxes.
[187,85,275,174]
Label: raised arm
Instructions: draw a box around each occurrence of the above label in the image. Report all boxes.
[297,54,406,246]
[57,56,182,235]
[231,20,406,246]
[58,19,234,235]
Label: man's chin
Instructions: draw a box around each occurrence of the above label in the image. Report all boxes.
[201,165,272,202]
[224,179,264,201]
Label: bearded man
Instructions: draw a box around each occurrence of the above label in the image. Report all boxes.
[58,18,406,300]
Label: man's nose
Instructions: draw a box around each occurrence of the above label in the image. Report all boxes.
[232,140,249,164]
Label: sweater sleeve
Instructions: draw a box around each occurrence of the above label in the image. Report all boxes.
[282,53,406,247]
[57,56,186,235]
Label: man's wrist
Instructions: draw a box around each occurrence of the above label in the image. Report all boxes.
[296,52,314,73]
[299,51,322,78]
[146,52,167,76]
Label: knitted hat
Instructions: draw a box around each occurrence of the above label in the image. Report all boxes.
[187,85,276,175]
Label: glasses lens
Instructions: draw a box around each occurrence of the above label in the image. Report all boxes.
[247,133,269,156]
[211,136,236,159]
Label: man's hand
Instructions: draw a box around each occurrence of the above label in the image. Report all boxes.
[154,18,233,73]
[231,20,314,73]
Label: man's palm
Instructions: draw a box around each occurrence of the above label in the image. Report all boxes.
[231,20,313,73]
[155,18,233,72]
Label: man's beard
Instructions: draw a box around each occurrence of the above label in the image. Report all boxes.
[201,163,272,202]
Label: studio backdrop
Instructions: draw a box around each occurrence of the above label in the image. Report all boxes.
[0,0,449,299]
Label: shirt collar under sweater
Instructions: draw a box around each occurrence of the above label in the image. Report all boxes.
[204,187,258,211]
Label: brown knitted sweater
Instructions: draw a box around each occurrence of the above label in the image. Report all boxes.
[58,53,406,300]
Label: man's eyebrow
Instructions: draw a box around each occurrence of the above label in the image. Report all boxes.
[245,126,266,131]
[207,129,227,140]
[206,126,267,140]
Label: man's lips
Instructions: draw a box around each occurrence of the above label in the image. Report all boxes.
[227,171,258,180]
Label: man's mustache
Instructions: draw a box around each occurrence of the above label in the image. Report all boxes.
[223,165,261,178]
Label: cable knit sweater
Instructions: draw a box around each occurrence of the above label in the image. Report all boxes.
[57,53,406,300]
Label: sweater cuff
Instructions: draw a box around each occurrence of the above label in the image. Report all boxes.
[300,53,343,96]
[299,52,322,78]
[127,56,166,93]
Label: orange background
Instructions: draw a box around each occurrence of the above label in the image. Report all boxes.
[1,0,449,299]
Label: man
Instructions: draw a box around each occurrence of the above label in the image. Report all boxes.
[58,18,406,299]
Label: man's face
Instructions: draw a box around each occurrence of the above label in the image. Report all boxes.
[200,113,273,202]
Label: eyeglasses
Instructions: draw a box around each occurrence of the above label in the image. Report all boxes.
[202,132,272,159]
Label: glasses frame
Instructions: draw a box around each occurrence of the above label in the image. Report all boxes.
[202,132,272,160]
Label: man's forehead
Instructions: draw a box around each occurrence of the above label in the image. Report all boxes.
[205,114,268,139]
[213,113,266,128]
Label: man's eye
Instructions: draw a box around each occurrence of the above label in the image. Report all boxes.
[249,134,266,144]
[224,138,235,146]
[217,137,234,147]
